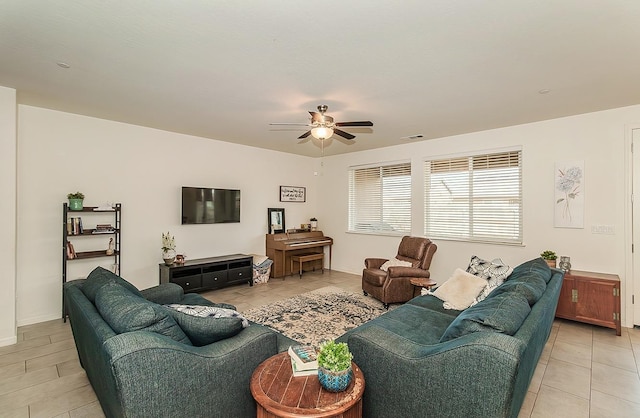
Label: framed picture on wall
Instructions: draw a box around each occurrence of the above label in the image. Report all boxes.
[268,208,285,234]
[280,186,306,202]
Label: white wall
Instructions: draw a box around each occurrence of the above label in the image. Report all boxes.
[0,87,17,346]
[317,105,640,327]
[12,102,640,329]
[16,106,318,326]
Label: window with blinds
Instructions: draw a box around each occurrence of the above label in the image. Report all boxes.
[348,162,411,234]
[424,150,522,244]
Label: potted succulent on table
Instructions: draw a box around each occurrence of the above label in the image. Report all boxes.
[67,192,85,211]
[317,340,353,392]
[540,250,557,268]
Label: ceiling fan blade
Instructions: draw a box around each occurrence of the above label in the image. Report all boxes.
[298,137,311,144]
[335,121,373,127]
[333,128,356,140]
[269,123,310,126]
[298,130,312,139]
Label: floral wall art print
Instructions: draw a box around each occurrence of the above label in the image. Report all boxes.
[554,161,584,228]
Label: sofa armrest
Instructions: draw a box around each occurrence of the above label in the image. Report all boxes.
[140,282,184,304]
[387,266,430,278]
[365,258,388,269]
[104,324,279,418]
[340,325,524,418]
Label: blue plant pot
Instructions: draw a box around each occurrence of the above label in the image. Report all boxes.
[318,365,352,392]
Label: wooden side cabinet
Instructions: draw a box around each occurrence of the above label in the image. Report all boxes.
[555,270,621,336]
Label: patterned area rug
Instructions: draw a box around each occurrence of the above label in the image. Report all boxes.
[243,286,388,346]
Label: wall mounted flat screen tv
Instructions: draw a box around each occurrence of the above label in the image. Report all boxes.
[181,187,241,224]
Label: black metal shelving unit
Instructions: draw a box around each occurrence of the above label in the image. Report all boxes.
[62,203,121,320]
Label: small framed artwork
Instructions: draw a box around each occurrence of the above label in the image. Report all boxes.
[268,208,286,234]
[280,186,306,202]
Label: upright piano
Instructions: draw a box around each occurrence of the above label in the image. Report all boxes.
[265,231,333,278]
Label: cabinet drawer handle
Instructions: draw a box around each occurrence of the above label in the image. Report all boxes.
[186,282,190,286]
[238,272,243,276]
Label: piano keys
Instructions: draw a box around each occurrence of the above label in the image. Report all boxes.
[265,231,333,278]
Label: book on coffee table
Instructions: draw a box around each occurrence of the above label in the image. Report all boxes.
[290,357,318,377]
[288,345,318,372]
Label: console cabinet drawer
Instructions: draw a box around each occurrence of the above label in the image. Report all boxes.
[228,267,251,284]
[172,275,202,291]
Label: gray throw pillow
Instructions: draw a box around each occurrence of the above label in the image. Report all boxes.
[95,282,192,345]
[82,266,143,303]
[440,292,531,342]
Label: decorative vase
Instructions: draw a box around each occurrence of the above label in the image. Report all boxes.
[162,249,176,265]
[545,259,556,268]
[318,365,352,392]
[558,256,571,272]
[68,198,84,211]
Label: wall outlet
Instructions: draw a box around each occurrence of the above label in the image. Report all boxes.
[591,225,615,235]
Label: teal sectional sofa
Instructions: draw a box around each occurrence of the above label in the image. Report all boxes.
[337,257,563,418]
[64,267,295,418]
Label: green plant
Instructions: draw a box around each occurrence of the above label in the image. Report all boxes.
[310,217,317,222]
[317,340,353,372]
[67,192,85,200]
[540,250,557,260]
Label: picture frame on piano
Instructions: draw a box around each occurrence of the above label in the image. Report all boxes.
[268,208,286,234]
[279,186,306,202]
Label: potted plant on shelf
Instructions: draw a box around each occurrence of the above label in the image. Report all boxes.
[317,340,353,392]
[67,192,85,211]
[161,231,176,265]
[540,250,557,268]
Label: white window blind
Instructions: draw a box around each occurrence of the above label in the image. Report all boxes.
[348,162,411,234]
[424,150,522,244]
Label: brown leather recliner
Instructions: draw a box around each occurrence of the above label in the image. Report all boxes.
[362,236,437,308]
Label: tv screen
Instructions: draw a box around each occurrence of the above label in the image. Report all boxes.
[181,187,241,224]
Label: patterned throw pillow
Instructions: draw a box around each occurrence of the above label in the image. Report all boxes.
[163,304,249,346]
[466,256,513,306]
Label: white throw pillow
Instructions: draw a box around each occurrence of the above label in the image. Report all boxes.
[432,268,488,310]
[380,258,413,271]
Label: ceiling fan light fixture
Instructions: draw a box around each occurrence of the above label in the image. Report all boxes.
[311,126,334,140]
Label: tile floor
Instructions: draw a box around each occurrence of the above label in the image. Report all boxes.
[1,270,639,417]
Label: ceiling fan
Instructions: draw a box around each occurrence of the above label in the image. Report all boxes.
[270,105,373,142]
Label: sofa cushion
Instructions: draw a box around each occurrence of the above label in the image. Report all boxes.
[164,304,248,346]
[406,294,463,317]
[432,268,487,310]
[466,256,513,306]
[440,292,531,342]
[82,267,143,303]
[508,257,553,284]
[490,275,547,306]
[95,282,192,345]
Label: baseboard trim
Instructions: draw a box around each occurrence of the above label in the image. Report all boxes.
[0,334,17,347]
[17,313,61,327]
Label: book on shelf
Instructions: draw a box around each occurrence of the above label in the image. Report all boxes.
[66,241,76,260]
[68,217,84,235]
[288,345,318,371]
[290,357,318,377]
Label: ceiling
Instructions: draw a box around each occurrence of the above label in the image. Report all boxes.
[1,1,640,157]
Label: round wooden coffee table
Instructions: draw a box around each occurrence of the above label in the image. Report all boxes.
[410,278,437,297]
[250,352,365,418]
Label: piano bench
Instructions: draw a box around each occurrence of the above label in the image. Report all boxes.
[290,253,324,278]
